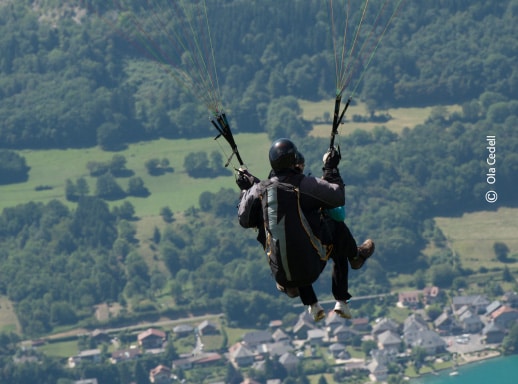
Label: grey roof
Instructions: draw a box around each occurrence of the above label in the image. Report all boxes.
[329,342,346,352]
[453,295,490,307]
[412,330,447,349]
[482,321,504,335]
[372,318,399,334]
[486,301,502,315]
[243,330,273,345]
[279,352,299,365]
[377,330,401,345]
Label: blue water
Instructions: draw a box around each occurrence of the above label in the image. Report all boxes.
[411,354,518,384]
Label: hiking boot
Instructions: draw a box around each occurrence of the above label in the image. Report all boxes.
[308,303,325,322]
[334,300,352,319]
[349,239,375,270]
[276,283,299,298]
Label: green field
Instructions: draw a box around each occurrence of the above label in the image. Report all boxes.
[0,296,20,333]
[0,133,272,218]
[433,207,518,271]
[300,98,461,137]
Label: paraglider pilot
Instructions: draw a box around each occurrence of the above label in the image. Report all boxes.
[236,138,374,322]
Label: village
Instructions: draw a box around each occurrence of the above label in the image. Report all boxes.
[63,288,518,384]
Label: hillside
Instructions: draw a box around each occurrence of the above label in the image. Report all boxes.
[0,0,516,344]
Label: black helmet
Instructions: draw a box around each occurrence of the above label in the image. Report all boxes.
[269,138,298,171]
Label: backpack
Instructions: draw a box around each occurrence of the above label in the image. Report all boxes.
[259,175,330,288]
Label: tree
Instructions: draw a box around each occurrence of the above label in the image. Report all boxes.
[494,242,510,262]
[160,206,174,223]
[96,173,125,200]
[184,151,210,177]
[0,150,30,184]
[97,122,121,150]
[361,340,377,358]
[502,322,518,355]
[127,176,149,197]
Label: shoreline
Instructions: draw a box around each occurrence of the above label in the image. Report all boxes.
[409,348,502,382]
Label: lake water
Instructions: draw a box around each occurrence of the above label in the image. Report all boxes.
[410,354,518,384]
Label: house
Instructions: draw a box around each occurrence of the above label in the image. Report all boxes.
[307,329,326,345]
[242,331,272,348]
[197,320,219,335]
[191,352,222,368]
[230,344,255,367]
[490,305,518,329]
[434,311,460,335]
[173,324,194,337]
[367,359,388,382]
[410,330,447,355]
[138,328,166,349]
[272,328,290,343]
[398,291,422,309]
[452,295,490,314]
[333,325,359,343]
[351,317,370,332]
[502,291,518,308]
[68,349,102,368]
[110,348,141,364]
[422,286,441,304]
[485,300,502,317]
[403,314,428,345]
[278,352,299,373]
[292,317,316,340]
[372,318,399,336]
[328,343,347,359]
[481,321,506,344]
[257,341,293,357]
[458,310,483,333]
[377,330,401,352]
[149,364,171,384]
[172,357,193,370]
[325,311,346,332]
[89,329,111,345]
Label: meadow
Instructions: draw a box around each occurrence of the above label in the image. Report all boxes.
[434,207,518,271]
[0,100,459,218]
[0,133,272,217]
[299,99,462,137]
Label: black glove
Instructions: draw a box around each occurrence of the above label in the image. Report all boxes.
[323,146,341,169]
[236,169,259,190]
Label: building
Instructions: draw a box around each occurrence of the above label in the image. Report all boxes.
[149,364,171,384]
[68,349,102,368]
[110,348,141,364]
[197,320,219,335]
[138,328,166,349]
[490,306,518,329]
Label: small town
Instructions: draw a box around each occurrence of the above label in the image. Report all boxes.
[54,287,518,384]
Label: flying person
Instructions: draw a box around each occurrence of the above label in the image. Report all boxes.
[236,138,374,321]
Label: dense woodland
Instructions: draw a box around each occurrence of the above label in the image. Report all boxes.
[0,1,517,148]
[0,3,518,381]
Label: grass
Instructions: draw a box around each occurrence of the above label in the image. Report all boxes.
[0,296,20,334]
[0,133,272,217]
[433,207,518,271]
[39,339,80,358]
[299,98,461,137]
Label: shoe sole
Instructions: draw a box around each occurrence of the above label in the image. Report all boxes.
[314,310,325,322]
[334,309,352,319]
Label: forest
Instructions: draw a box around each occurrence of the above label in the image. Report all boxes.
[0,1,516,148]
[0,0,517,361]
